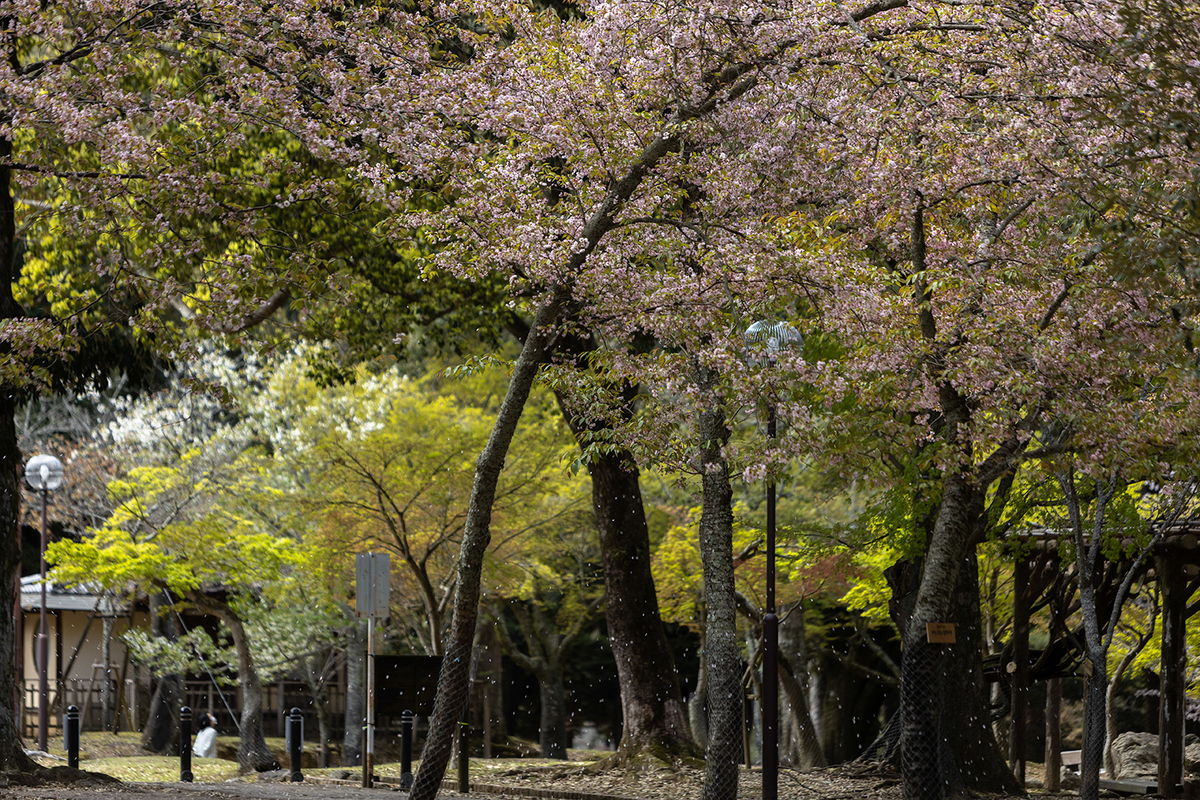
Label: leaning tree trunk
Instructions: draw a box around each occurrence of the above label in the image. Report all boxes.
[409,291,568,800]
[187,593,277,772]
[410,100,707,799]
[695,361,741,800]
[0,134,37,773]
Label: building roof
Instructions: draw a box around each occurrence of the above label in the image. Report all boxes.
[19,574,127,614]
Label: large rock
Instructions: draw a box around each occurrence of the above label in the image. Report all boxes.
[1111,732,1160,780]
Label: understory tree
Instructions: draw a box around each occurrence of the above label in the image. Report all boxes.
[48,437,307,771]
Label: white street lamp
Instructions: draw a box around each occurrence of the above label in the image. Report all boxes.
[24,454,63,753]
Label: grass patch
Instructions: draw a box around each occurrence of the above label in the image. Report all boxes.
[84,755,241,783]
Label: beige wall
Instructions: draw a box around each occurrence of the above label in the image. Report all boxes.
[20,609,149,733]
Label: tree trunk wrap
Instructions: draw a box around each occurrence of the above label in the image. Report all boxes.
[409,292,567,800]
[1080,658,1107,800]
[900,475,975,800]
[694,365,741,800]
[898,474,1019,799]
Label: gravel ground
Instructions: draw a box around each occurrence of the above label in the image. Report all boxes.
[0,766,1080,800]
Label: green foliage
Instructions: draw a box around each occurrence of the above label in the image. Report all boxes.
[122,626,236,683]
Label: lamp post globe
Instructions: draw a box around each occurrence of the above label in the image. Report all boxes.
[24,454,64,491]
[24,453,64,753]
[742,321,800,800]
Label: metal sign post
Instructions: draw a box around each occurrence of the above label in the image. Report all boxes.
[356,553,389,789]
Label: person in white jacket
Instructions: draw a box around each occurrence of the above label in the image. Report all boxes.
[193,713,218,759]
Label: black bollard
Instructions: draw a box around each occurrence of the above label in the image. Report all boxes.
[457,720,469,793]
[180,706,193,782]
[400,710,414,789]
[287,707,304,782]
[65,705,80,769]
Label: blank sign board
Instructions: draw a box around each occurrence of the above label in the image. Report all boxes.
[355,553,391,618]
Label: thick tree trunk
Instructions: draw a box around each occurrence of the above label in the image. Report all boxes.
[695,362,741,800]
[942,553,1020,795]
[589,452,694,760]
[0,396,35,772]
[538,669,569,759]
[898,474,1021,800]
[0,137,37,773]
[548,332,695,762]
[342,621,365,767]
[409,291,567,800]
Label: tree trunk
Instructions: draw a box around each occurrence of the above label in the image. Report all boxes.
[304,648,333,768]
[1044,678,1061,791]
[0,133,37,772]
[0,397,35,772]
[342,621,365,767]
[942,552,1020,795]
[689,618,709,749]
[101,615,115,732]
[898,474,1021,800]
[539,668,569,759]
[548,333,695,762]
[777,652,825,769]
[589,451,694,760]
[188,592,277,772]
[409,291,567,800]
[694,361,741,800]
[1079,655,1107,800]
[141,592,181,754]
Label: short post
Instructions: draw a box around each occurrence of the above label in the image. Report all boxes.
[457,720,469,793]
[65,705,80,769]
[180,706,193,782]
[287,707,304,782]
[400,710,415,789]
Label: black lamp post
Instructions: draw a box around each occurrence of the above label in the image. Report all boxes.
[744,321,800,800]
[24,453,63,753]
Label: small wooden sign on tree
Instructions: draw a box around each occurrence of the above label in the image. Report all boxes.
[925,623,956,644]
